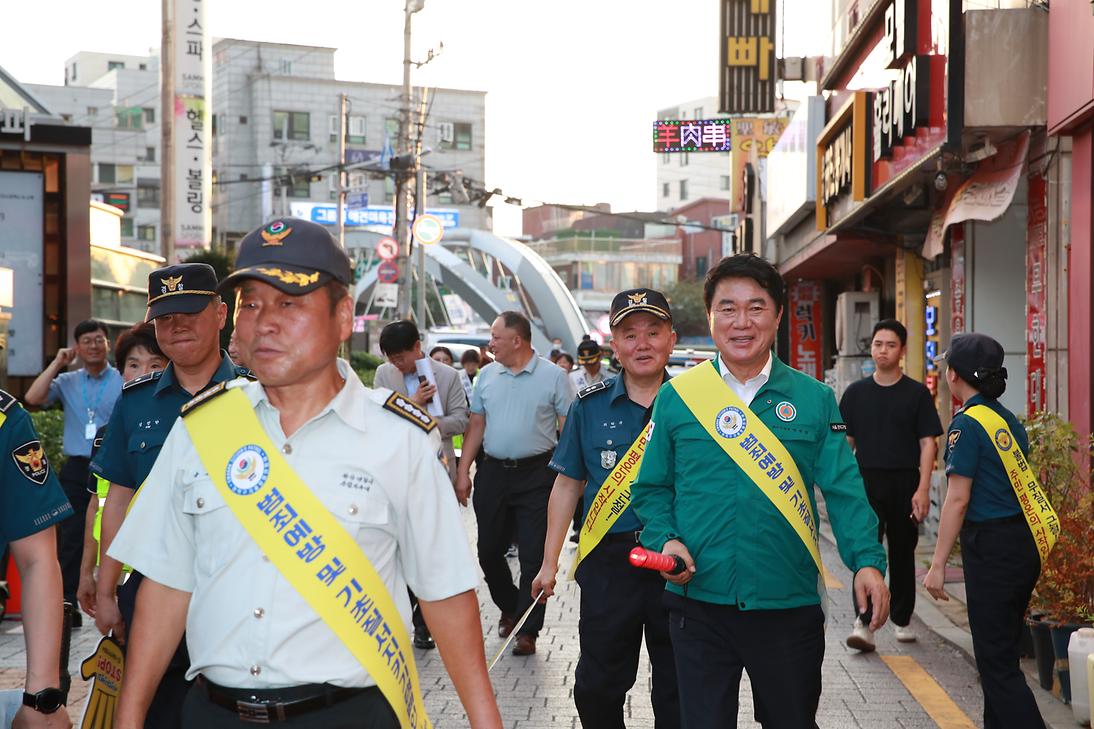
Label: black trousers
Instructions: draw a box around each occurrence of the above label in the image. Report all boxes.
[860,468,919,627]
[472,456,552,636]
[961,517,1046,729]
[666,593,824,729]
[574,537,680,729]
[57,456,91,605]
[122,572,192,729]
[182,681,397,729]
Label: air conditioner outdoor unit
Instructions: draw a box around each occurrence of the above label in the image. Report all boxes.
[834,291,879,356]
[438,122,454,144]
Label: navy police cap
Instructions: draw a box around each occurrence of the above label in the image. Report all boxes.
[219,217,352,296]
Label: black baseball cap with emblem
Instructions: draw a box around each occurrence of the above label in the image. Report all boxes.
[608,288,673,328]
[218,217,352,296]
[146,263,220,321]
[941,332,1008,386]
[577,338,601,364]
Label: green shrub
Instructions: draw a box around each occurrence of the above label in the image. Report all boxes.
[29,409,65,473]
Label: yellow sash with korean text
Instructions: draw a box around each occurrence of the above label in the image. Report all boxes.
[183,388,430,729]
[569,421,653,578]
[963,405,1059,564]
[669,361,823,577]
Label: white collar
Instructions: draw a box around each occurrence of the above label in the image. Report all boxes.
[251,358,370,435]
[718,351,773,387]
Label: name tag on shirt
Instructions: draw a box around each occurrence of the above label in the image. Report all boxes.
[86,422,97,440]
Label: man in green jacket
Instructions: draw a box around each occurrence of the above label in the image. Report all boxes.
[631,254,889,729]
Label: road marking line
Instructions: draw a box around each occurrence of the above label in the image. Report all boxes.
[881,654,977,728]
[823,563,843,589]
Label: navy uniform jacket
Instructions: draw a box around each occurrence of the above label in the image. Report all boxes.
[549,373,665,535]
[944,393,1029,523]
[91,354,249,491]
[0,389,73,550]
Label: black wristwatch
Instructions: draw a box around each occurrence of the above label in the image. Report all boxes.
[23,687,65,714]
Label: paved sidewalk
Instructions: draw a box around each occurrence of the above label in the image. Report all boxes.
[0,503,1079,727]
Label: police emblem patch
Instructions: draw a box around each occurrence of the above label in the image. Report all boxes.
[225,445,270,495]
[775,401,797,422]
[260,220,292,246]
[993,428,1013,452]
[947,429,962,451]
[715,406,747,439]
[601,450,617,469]
[12,440,49,485]
[160,275,184,293]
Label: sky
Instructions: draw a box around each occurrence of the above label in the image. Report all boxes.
[5,0,828,236]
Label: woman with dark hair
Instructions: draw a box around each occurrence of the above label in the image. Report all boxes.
[76,322,167,618]
[430,346,456,367]
[925,332,1049,729]
[556,353,575,371]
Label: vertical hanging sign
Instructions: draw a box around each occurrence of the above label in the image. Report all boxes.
[174,0,211,249]
[950,225,966,415]
[720,0,777,114]
[1026,173,1048,416]
[788,280,823,380]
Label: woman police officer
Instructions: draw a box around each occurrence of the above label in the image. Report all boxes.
[924,332,1047,729]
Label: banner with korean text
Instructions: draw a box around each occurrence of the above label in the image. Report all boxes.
[174,0,211,249]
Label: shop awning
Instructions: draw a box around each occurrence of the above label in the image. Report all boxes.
[921,131,1031,259]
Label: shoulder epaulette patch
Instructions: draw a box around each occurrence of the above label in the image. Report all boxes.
[577,380,609,399]
[382,392,437,434]
[180,382,229,417]
[0,389,16,413]
[123,370,162,391]
[237,368,258,380]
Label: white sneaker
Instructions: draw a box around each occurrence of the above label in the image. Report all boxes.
[846,617,876,652]
[894,624,917,643]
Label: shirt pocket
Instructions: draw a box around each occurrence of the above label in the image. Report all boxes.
[767,422,820,476]
[322,488,394,546]
[180,478,236,574]
[127,431,168,488]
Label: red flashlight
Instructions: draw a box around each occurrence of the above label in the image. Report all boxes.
[629,547,686,575]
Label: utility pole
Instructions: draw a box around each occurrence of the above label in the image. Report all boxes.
[414,88,429,327]
[394,0,418,320]
[160,0,175,263]
[337,93,347,249]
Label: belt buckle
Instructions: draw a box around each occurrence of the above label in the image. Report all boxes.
[236,700,272,724]
[502,458,519,469]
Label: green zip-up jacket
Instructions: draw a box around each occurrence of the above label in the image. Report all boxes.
[632,355,886,610]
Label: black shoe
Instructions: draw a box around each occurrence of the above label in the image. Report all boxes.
[413,626,435,650]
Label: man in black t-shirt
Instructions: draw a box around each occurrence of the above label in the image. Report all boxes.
[839,319,943,652]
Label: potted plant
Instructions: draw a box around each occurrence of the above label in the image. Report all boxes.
[1023,413,1093,701]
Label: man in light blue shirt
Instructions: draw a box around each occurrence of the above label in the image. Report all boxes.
[25,319,122,613]
[456,311,572,656]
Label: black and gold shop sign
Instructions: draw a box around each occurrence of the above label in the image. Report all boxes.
[816,92,871,230]
[719,0,777,114]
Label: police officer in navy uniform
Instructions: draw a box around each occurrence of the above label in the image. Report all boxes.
[90,262,250,729]
[533,288,681,729]
[925,333,1047,729]
[0,388,74,728]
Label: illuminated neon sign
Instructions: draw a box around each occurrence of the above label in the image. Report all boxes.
[653,119,733,153]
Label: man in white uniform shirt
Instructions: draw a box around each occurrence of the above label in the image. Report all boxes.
[569,337,606,395]
[108,218,501,729]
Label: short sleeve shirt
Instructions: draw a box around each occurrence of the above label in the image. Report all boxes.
[470,352,573,459]
[91,354,245,491]
[550,373,661,534]
[0,393,73,550]
[46,366,123,457]
[839,375,943,470]
[108,359,478,689]
[944,394,1028,522]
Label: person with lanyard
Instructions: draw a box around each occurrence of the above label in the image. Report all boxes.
[532,288,681,729]
[106,217,502,729]
[569,337,606,395]
[90,262,250,729]
[924,333,1053,729]
[76,322,167,620]
[631,254,889,729]
[25,319,123,621]
[456,310,574,657]
[839,319,943,651]
[0,388,75,728]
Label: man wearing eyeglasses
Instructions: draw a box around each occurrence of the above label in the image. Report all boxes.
[26,320,123,618]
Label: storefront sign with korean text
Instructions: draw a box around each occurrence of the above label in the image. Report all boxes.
[173,0,211,248]
[1026,172,1047,415]
[815,92,870,230]
[720,0,777,114]
[788,280,823,381]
